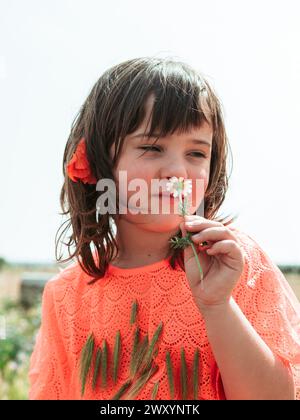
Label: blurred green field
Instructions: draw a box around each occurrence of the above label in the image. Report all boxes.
[0,265,57,400]
[285,273,300,301]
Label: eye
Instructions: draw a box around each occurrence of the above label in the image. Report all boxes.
[189,151,206,158]
[138,145,161,152]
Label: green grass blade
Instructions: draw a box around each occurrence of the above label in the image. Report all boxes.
[111,379,132,400]
[123,363,159,400]
[151,381,159,400]
[180,347,188,400]
[101,339,108,388]
[193,348,199,399]
[130,327,140,376]
[79,333,95,396]
[147,322,163,360]
[140,347,159,378]
[139,322,163,374]
[166,350,175,398]
[131,335,148,378]
[92,348,102,390]
[130,300,138,325]
[112,330,121,384]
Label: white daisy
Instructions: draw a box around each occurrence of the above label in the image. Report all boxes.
[166,176,192,198]
[166,176,193,216]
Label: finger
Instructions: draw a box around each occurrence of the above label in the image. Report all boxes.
[206,239,241,257]
[184,215,223,231]
[191,227,237,244]
[184,214,222,224]
[180,222,187,237]
[185,221,223,232]
[197,241,212,251]
[180,220,209,256]
[184,215,210,223]
[184,215,205,221]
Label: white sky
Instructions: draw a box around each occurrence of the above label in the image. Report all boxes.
[0,0,299,265]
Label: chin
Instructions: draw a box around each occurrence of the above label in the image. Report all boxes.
[138,213,183,233]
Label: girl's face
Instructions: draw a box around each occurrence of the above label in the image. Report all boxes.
[110,95,213,233]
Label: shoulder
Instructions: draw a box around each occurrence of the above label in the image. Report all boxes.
[227,224,285,290]
[42,260,92,306]
[226,226,298,318]
[228,224,273,268]
[228,225,260,251]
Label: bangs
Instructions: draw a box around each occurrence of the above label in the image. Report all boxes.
[145,70,212,139]
[112,58,215,160]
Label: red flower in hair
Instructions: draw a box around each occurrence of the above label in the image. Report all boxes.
[66,137,97,184]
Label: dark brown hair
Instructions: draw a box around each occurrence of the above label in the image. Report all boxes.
[55,56,234,282]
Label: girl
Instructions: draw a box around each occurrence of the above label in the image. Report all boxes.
[29,57,300,400]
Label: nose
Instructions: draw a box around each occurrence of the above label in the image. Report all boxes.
[159,156,188,181]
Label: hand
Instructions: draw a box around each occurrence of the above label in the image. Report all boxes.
[180,215,245,313]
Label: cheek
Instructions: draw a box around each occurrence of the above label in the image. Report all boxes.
[203,175,209,191]
[201,166,210,190]
[113,162,153,207]
[117,159,153,187]
[190,171,209,209]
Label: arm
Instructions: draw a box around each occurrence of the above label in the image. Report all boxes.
[202,297,295,400]
[181,216,299,399]
[29,280,70,400]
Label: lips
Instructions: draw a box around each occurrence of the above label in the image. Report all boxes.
[158,191,175,198]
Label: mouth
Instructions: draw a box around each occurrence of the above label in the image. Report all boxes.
[157,192,175,199]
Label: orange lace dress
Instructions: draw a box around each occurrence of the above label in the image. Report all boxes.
[28,227,300,399]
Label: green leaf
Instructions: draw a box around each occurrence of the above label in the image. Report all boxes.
[79,333,95,396]
[151,381,159,400]
[130,300,138,325]
[169,233,192,250]
[112,330,121,384]
[180,347,188,400]
[166,350,175,398]
[92,348,102,390]
[193,348,199,399]
[101,339,108,388]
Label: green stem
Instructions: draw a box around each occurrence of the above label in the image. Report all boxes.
[174,192,205,289]
[189,240,204,289]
